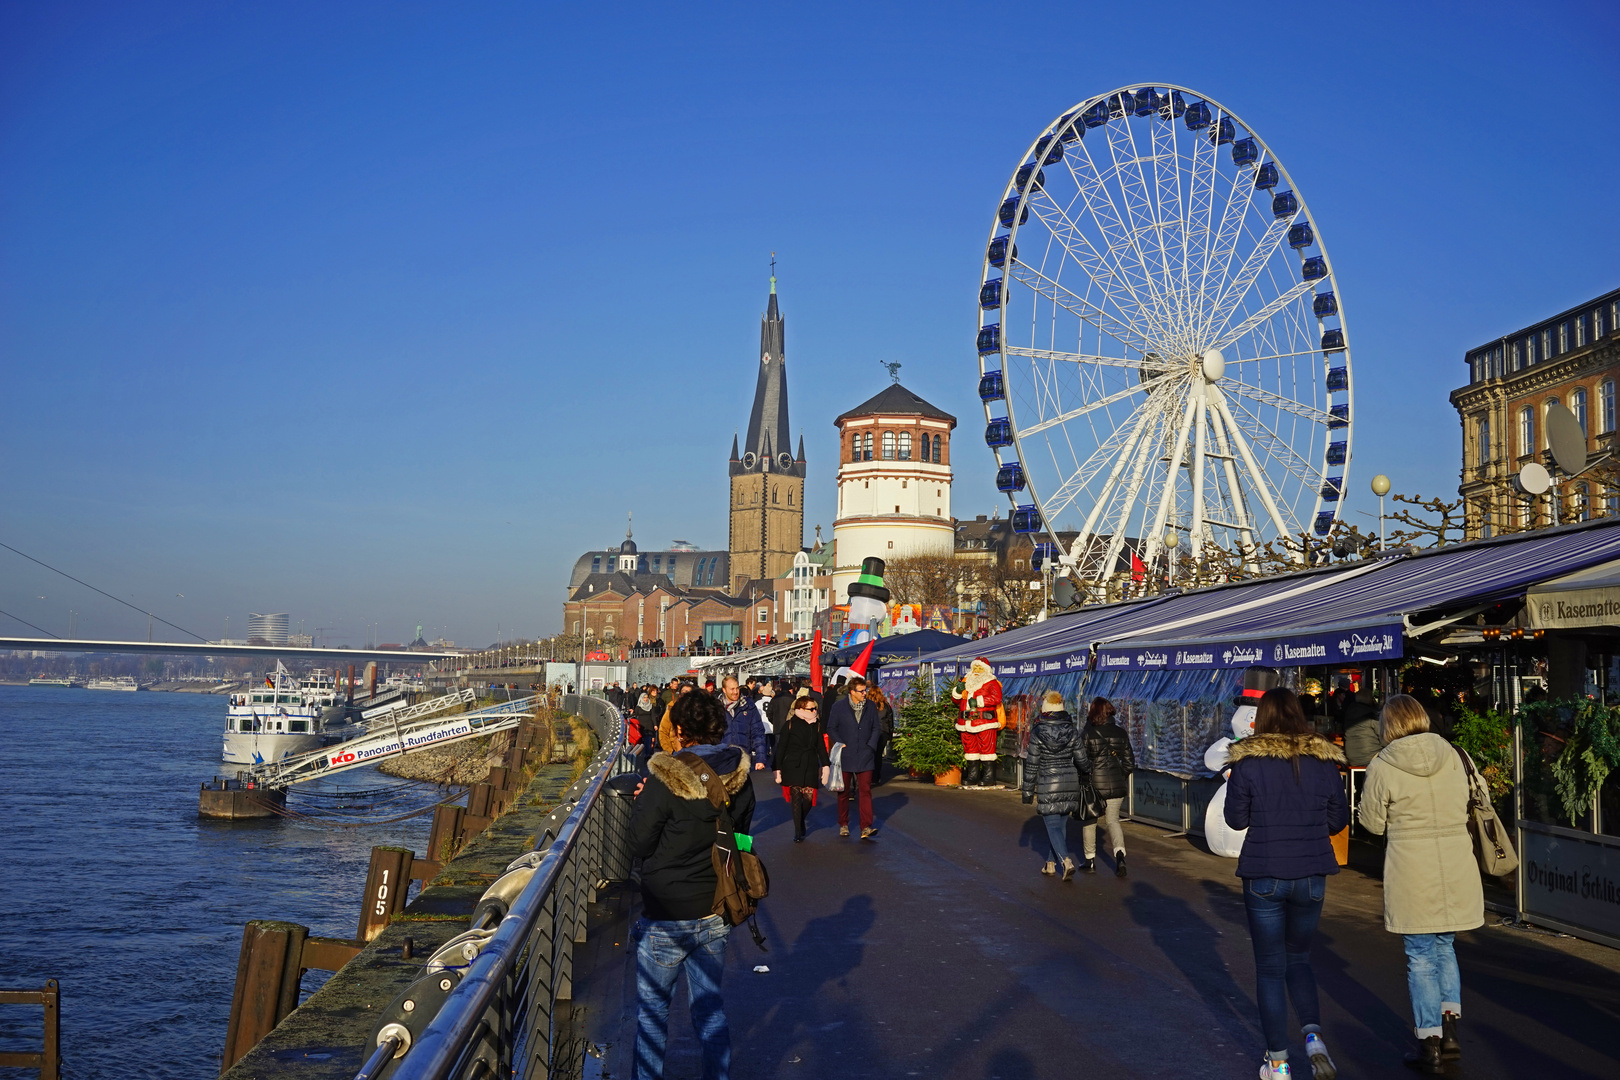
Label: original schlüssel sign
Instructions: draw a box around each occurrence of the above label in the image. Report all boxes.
[1521,826,1620,944]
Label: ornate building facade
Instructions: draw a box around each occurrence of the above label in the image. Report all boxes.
[728,273,806,590]
[831,383,956,603]
[1451,287,1620,538]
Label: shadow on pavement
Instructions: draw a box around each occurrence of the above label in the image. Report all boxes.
[1123,880,1258,1047]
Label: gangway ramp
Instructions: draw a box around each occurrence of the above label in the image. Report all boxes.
[250,694,541,788]
[360,687,476,727]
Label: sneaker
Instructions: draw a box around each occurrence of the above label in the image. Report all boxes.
[1041,861,1057,876]
[1259,1057,1291,1080]
[1061,856,1076,881]
[860,827,876,841]
[839,826,850,837]
[1305,1034,1336,1080]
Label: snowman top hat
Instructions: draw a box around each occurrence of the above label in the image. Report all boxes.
[1232,665,1282,707]
[847,557,890,603]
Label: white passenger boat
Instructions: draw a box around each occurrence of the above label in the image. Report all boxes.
[85,675,139,691]
[222,663,325,764]
[28,677,78,687]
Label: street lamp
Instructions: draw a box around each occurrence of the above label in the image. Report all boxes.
[1164,529,1179,586]
[1371,474,1391,547]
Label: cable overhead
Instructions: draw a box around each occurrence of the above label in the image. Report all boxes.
[0,541,207,642]
[0,608,59,638]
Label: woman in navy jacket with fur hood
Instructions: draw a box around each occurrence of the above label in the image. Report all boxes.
[1224,687,1348,1080]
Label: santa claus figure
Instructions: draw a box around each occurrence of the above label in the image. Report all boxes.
[1202,664,1281,858]
[951,657,1004,787]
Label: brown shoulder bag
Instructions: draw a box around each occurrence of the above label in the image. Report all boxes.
[675,752,771,950]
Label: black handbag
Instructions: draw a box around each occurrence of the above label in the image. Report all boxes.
[1072,780,1105,822]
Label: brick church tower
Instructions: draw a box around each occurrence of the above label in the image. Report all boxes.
[729,268,805,592]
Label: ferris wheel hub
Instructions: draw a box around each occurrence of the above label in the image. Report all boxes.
[1200,348,1225,383]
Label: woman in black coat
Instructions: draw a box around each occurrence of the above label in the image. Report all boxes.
[1223,687,1348,1080]
[1081,697,1136,876]
[772,692,830,841]
[1020,691,1091,879]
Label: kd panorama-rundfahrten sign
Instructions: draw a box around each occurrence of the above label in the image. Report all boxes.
[323,718,475,768]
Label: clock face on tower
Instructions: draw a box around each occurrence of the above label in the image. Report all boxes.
[778,452,794,470]
[742,452,757,470]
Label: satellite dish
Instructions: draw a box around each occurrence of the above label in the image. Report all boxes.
[1545,401,1588,475]
[1053,578,1078,610]
[1514,461,1551,496]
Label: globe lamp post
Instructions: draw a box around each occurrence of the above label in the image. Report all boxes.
[1164,529,1179,586]
[1371,474,1391,547]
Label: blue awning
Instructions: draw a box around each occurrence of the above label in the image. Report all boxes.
[913,517,1620,674]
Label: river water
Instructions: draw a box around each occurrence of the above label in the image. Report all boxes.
[0,685,446,1079]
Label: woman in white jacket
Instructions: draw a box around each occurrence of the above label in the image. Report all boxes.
[1357,695,1483,1074]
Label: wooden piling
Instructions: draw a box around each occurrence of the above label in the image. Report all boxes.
[357,846,414,942]
[221,921,308,1074]
[428,803,464,863]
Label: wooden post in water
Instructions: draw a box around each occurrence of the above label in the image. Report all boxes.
[358,846,415,942]
[221,920,308,1073]
[428,803,463,863]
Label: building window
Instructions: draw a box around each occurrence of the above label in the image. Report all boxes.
[933,434,943,461]
[787,489,793,506]
[1573,388,1589,434]
[1520,407,1534,458]
[1559,322,1569,354]
[1576,483,1591,521]
[1602,381,1616,434]
[899,431,912,460]
[882,431,896,460]
[863,432,873,460]
[758,608,768,623]
[1577,313,1588,347]
[1607,488,1620,516]
[1598,305,1608,338]
[1511,341,1522,370]
[921,434,932,462]
[772,486,779,504]
[1477,418,1490,466]
[887,540,894,549]
[1542,329,1552,359]
[849,437,859,462]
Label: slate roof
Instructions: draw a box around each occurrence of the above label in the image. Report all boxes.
[835,383,956,425]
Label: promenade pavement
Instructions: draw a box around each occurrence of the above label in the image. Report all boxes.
[574,771,1620,1079]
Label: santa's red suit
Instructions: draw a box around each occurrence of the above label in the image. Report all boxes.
[951,659,1003,783]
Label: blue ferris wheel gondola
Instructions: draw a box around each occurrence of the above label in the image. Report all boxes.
[1288,222,1315,249]
[985,418,1013,447]
[977,324,1001,355]
[1231,137,1259,166]
[1313,292,1339,318]
[998,197,1030,228]
[1272,191,1299,217]
[995,461,1026,491]
[1011,505,1042,533]
[978,370,1005,402]
[1253,161,1279,189]
[987,236,1017,268]
[1321,328,1346,352]
[1301,256,1327,281]
[1314,511,1337,536]
[979,279,1003,310]
[1031,542,1059,569]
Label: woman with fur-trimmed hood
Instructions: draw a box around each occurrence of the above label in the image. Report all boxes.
[628,691,757,1080]
[1223,687,1349,1080]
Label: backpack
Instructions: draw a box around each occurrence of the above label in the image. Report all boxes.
[675,752,771,950]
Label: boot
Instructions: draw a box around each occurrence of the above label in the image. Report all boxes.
[1440,1013,1460,1060]
[1403,1036,1443,1074]
[1082,857,1096,873]
[1115,851,1128,878]
[790,792,808,841]
[1061,856,1076,881]
[965,761,980,787]
[1041,860,1057,876]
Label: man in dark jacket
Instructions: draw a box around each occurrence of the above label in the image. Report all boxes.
[628,691,756,1080]
[825,677,884,839]
[1341,689,1382,767]
[719,676,768,768]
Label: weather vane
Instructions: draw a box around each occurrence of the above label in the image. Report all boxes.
[880,360,902,383]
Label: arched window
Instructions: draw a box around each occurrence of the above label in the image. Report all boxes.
[787,488,793,506]
[849,436,859,462]
[1573,388,1589,434]
[772,486,779,504]
[1602,381,1616,434]
[882,431,896,460]
[1520,407,1535,458]
[1477,418,1490,466]
[1544,398,1560,448]
[920,434,932,463]
[899,431,912,460]
[933,434,943,461]
[863,432,873,460]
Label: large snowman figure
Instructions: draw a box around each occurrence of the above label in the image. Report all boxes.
[840,557,890,648]
[1202,665,1281,859]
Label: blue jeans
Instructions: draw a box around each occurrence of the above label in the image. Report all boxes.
[1402,933,1461,1038]
[1242,875,1326,1059]
[634,915,731,1080]
[1042,813,1069,862]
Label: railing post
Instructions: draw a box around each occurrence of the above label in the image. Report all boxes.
[41,979,59,1080]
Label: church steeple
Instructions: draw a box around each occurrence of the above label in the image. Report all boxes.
[735,260,799,478]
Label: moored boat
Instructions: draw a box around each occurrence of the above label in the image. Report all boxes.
[222,663,325,764]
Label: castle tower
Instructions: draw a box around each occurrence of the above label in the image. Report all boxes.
[831,383,956,603]
[728,269,806,591]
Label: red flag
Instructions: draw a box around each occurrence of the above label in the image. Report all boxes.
[810,628,824,692]
[1130,551,1146,583]
[850,639,876,678]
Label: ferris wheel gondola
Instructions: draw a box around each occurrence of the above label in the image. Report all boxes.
[976,85,1353,591]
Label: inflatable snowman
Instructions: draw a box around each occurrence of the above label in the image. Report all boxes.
[1202,665,1281,859]
[839,557,890,648]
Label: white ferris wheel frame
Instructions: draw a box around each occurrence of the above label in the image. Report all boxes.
[977,84,1355,585]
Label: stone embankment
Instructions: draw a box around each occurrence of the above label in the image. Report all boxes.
[376,731,513,786]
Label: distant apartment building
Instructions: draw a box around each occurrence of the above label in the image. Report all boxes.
[1451,286,1620,538]
[246,612,290,646]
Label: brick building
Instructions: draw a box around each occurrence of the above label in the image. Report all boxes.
[1451,287,1620,537]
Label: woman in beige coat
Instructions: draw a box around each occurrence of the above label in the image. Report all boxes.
[1357,695,1483,1074]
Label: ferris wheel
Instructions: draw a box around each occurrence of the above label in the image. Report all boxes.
[976,85,1353,588]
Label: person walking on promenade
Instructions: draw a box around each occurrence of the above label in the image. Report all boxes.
[826,677,884,839]
[628,690,756,1080]
[1080,696,1135,876]
[1020,691,1091,879]
[719,676,768,770]
[659,683,692,753]
[866,684,896,786]
[1224,687,1349,1080]
[773,691,830,841]
[1358,694,1483,1074]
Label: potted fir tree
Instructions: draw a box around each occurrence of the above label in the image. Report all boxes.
[895,672,965,786]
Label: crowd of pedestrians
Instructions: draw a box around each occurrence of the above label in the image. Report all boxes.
[616,670,1491,1080]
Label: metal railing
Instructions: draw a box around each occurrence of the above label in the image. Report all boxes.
[0,980,60,1079]
[354,694,634,1080]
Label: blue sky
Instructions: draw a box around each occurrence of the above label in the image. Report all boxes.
[3,1,1617,646]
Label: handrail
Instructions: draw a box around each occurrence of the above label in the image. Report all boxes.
[357,694,633,1080]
